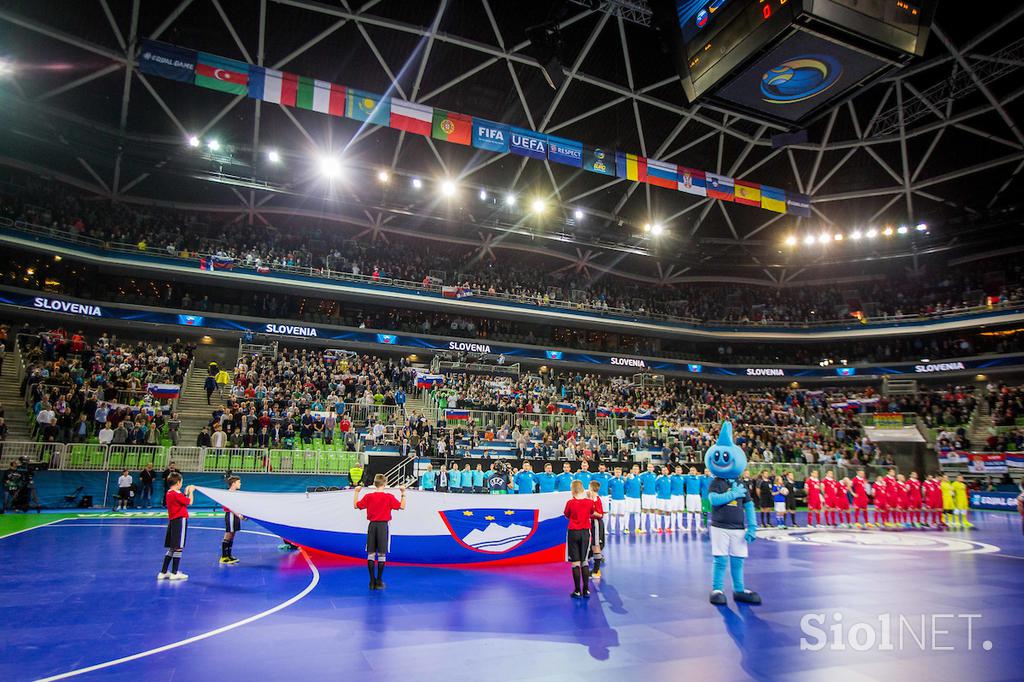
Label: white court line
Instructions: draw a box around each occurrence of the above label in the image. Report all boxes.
[24,522,320,682]
[0,517,66,539]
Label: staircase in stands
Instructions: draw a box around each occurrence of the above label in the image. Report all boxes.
[0,344,32,441]
[177,344,239,447]
[967,395,993,448]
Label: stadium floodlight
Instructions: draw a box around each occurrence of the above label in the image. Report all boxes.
[207,139,220,152]
[803,235,815,245]
[833,233,843,241]
[651,223,664,236]
[643,223,652,233]
[882,226,894,236]
[504,193,516,206]
[376,170,390,184]
[897,225,909,235]
[784,235,797,246]
[866,228,878,239]
[574,208,584,221]
[0,60,12,77]
[915,223,928,232]
[411,177,423,189]
[851,230,863,240]
[187,135,201,148]
[531,197,546,213]
[479,189,488,201]
[267,149,281,164]
[817,233,829,244]
[440,179,457,198]
[318,156,342,179]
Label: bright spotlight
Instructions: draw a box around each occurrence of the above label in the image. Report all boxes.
[817,233,829,244]
[531,197,546,213]
[479,189,488,201]
[833,233,843,241]
[882,226,894,236]
[267,149,281,164]
[851,230,862,240]
[207,139,220,152]
[440,179,457,197]
[897,225,909,235]
[803,235,815,245]
[915,223,928,231]
[411,177,423,190]
[644,223,652,233]
[0,60,13,77]
[376,170,390,184]
[187,135,201,148]
[319,156,342,179]
[574,208,584,221]
[866,228,878,239]
[784,235,797,246]
[651,223,664,236]
[504,193,516,206]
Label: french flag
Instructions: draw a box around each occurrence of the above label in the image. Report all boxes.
[147,383,180,400]
[445,409,470,420]
[556,402,577,415]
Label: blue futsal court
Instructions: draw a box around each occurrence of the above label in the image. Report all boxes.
[2,512,1022,681]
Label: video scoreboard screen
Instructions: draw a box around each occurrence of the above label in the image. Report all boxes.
[654,0,936,125]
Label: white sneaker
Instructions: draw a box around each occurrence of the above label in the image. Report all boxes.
[168,572,189,581]
[156,572,169,580]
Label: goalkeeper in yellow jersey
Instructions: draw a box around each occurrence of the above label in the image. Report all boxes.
[952,474,973,529]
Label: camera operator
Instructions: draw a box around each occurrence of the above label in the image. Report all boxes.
[2,461,19,513]
[17,457,42,512]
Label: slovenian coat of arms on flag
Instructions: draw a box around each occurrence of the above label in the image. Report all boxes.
[146,384,181,400]
[438,508,539,554]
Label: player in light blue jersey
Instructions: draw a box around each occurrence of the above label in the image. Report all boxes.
[607,467,626,534]
[511,461,537,494]
[684,466,704,531]
[472,464,485,493]
[624,464,642,533]
[592,463,612,515]
[449,464,462,493]
[638,462,658,534]
[555,462,575,492]
[670,465,687,529]
[536,462,557,493]
[420,463,436,491]
[655,467,674,532]
[574,460,593,489]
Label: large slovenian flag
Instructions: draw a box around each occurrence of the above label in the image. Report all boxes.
[390,99,434,136]
[445,409,470,420]
[646,159,677,189]
[556,402,577,415]
[195,53,249,95]
[248,66,298,106]
[416,373,445,389]
[706,173,735,202]
[147,383,181,400]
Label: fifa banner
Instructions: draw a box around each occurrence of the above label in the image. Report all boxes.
[198,487,570,565]
[135,40,803,218]
[873,412,905,429]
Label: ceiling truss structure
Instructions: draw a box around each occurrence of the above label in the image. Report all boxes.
[0,0,1022,286]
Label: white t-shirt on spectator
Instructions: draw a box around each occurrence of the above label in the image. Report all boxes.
[98,428,114,444]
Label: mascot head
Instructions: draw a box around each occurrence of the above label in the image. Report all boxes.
[704,421,747,480]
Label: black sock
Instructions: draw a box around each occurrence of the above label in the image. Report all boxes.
[376,561,385,581]
[593,556,602,573]
[221,540,230,558]
[580,565,591,593]
[367,559,376,581]
[161,554,172,573]
[572,566,581,593]
[171,556,181,573]
[227,540,234,557]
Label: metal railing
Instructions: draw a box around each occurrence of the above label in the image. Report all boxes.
[3,215,1020,330]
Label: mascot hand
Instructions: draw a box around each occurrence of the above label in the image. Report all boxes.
[745,527,757,543]
[729,482,747,500]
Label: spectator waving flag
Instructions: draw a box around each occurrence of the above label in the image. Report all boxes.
[199,255,235,271]
[445,409,470,420]
[416,373,445,389]
[442,285,471,299]
[596,406,613,418]
[147,384,181,400]
[556,402,578,415]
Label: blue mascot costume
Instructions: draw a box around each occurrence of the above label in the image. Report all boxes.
[704,421,761,605]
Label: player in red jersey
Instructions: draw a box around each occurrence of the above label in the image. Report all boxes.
[834,477,852,527]
[851,470,869,527]
[893,474,910,527]
[565,480,597,598]
[906,471,923,528]
[883,468,899,527]
[158,472,194,581]
[805,470,823,527]
[872,474,888,527]
[822,470,839,527]
[354,474,407,590]
[923,474,945,527]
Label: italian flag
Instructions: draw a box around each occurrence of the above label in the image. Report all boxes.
[431,109,472,145]
[390,99,433,136]
[296,76,345,116]
[194,53,249,95]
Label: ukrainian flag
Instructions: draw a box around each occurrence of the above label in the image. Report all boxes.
[760,185,786,213]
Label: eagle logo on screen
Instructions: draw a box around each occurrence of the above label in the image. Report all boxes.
[760,55,842,104]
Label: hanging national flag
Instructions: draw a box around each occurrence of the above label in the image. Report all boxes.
[432,110,473,145]
[583,146,615,176]
[646,159,677,189]
[509,127,547,159]
[734,180,761,207]
[472,118,510,152]
[445,409,470,420]
[146,383,181,400]
[677,166,707,196]
[138,39,196,83]
[346,88,390,125]
[247,66,298,106]
[760,185,786,213]
[415,373,446,389]
[615,152,647,182]
[296,76,345,116]
[706,173,735,201]
[194,53,249,95]
[199,257,215,271]
[787,192,811,217]
[547,136,583,168]
[390,99,433,136]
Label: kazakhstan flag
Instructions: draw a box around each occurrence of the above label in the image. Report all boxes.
[345,88,391,125]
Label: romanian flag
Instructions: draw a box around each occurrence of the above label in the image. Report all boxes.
[390,99,433,136]
[706,173,734,202]
[760,185,786,213]
[346,88,390,125]
[734,180,761,207]
[615,152,647,182]
[445,409,470,420]
[432,110,472,145]
[646,159,677,189]
[195,53,249,95]
[295,77,345,116]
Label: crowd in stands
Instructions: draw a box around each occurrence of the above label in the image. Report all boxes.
[3,177,1023,326]
[17,324,193,445]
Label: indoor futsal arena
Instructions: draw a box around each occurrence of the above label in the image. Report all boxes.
[2,1,1024,680]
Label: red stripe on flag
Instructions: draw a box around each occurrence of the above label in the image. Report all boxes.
[280,72,298,107]
[328,84,345,116]
[195,62,246,84]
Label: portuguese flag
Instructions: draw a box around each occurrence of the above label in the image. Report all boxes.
[431,109,472,145]
[194,53,249,95]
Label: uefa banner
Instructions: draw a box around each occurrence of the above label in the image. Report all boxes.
[873,413,905,429]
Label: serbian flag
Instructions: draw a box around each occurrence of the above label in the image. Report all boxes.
[706,173,735,202]
[596,407,612,418]
[646,159,677,189]
[734,180,761,207]
[556,402,577,415]
[147,384,180,400]
[677,167,707,196]
[616,152,647,182]
[390,99,433,136]
[416,374,445,389]
[445,409,470,420]
[248,66,298,106]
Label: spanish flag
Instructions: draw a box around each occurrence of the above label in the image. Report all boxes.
[615,152,647,182]
[734,180,762,207]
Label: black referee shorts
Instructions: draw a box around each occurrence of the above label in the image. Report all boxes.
[224,512,242,533]
[786,495,797,511]
[590,517,605,551]
[566,528,591,563]
[366,520,390,555]
[164,517,187,549]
